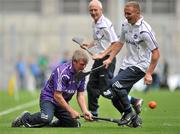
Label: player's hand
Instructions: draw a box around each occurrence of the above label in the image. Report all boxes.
[70,110,80,119]
[83,111,93,121]
[103,58,112,69]
[144,73,152,85]
[81,44,89,50]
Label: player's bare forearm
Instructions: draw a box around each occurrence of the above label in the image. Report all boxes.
[146,48,160,75]
[77,92,88,113]
[77,92,92,120]
[144,49,160,84]
[109,42,123,61]
[104,42,123,67]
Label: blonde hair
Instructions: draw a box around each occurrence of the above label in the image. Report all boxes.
[125,1,141,13]
[88,0,103,9]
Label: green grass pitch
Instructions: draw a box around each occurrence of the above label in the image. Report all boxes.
[0,89,180,134]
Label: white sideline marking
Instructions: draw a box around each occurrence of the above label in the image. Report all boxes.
[0,100,38,116]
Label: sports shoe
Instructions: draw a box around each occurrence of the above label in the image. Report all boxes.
[118,111,136,126]
[11,111,30,127]
[127,114,142,128]
[132,99,144,114]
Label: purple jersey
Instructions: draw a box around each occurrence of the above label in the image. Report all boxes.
[40,61,85,105]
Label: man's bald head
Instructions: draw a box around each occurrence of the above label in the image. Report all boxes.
[88,0,103,9]
[88,0,103,23]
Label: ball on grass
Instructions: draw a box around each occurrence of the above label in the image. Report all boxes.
[148,101,157,109]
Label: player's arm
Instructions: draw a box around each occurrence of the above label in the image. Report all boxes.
[144,48,160,84]
[142,30,160,85]
[107,42,123,62]
[54,91,80,119]
[102,41,123,68]
[76,91,92,120]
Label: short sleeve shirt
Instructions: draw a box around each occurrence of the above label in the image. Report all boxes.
[88,15,119,54]
[119,17,159,72]
[40,61,85,104]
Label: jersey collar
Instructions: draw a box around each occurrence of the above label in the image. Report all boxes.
[134,16,144,26]
[69,61,76,74]
[94,15,106,28]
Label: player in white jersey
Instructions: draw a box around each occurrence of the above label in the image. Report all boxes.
[81,0,144,121]
[93,1,160,127]
[80,0,118,118]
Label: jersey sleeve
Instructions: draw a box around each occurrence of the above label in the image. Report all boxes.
[119,24,126,44]
[107,25,119,43]
[141,31,159,51]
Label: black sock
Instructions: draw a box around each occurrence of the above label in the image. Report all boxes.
[131,97,137,105]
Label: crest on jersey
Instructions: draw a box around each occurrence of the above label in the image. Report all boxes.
[134,34,138,39]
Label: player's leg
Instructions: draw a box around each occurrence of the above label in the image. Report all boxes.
[99,56,116,93]
[111,66,145,125]
[102,89,144,114]
[102,86,136,125]
[87,75,99,117]
[12,100,55,128]
[111,96,143,128]
[118,69,144,114]
[11,111,30,127]
[28,100,55,127]
[87,63,101,118]
[130,96,144,114]
[111,96,124,114]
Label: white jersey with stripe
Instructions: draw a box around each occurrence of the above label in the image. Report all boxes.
[119,17,158,72]
[88,15,119,54]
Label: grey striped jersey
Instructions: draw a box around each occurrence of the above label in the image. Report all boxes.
[119,17,158,72]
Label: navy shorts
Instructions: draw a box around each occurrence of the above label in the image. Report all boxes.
[111,66,145,93]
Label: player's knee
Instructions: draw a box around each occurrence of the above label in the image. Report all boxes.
[40,113,53,125]
[104,86,127,98]
[102,88,116,99]
[111,85,127,97]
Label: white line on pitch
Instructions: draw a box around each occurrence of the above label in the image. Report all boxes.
[0,99,38,116]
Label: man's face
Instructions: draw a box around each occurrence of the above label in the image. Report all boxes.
[89,5,102,22]
[124,6,139,25]
[73,59,87,73]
